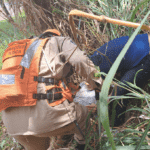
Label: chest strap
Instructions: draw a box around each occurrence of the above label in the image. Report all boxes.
[34,77,74,106]
[34,76,59,85]
[33,88,63,102]
[33,77,63,104]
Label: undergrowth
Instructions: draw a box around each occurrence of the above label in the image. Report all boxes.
[0,20,25,150]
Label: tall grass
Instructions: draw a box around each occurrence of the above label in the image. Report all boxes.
[70,0,150,149]
[85,0,150,40]
[98,10,150,150]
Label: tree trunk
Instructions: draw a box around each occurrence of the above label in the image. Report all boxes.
[32,0,56,32]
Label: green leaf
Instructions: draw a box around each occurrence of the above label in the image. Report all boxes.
[134,69,143,85]
[125,128,145,134]
[125,107,149,114]
[130,0,150,22]
[129,0,150,35]
[0,140,6,148]
[135,120,150,150]
[107,145,150,150]
[94,72,101,77]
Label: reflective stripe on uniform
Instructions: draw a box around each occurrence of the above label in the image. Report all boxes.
[20,39,42,68]
[0,74,15,85]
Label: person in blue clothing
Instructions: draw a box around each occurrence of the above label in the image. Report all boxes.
[90,33,150,126]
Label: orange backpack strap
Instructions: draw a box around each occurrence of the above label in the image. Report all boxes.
[43,29,61,36]
[46,79,73,106]
[20,38,48,69]
[19,38,48,80]
[67,82,81,95]
[39,29,61,38]
[33,78,74,107]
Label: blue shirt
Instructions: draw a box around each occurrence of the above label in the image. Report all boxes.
[90,34,149,74]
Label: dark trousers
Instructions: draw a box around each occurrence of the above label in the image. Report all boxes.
[113,54,150,126]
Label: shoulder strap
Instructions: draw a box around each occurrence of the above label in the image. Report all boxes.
[20,38,48,69]
[39,29,61,38]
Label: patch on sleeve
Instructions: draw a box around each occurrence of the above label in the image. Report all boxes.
[3,43,26,62]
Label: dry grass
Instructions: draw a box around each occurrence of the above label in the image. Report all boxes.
[1,0,110,53]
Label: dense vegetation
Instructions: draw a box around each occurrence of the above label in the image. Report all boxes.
[0,0,150,149]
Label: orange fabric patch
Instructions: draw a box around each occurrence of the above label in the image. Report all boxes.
[46,80,74,107]
[45,85,59,91]
[2,43,26,62]
[43,29,61,36]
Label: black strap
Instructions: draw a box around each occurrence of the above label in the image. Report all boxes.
[33,92,62,101]
[34,76,58,84]
[33,93,62,100]
[95,91,99,101]
[33,88,63,103]
[20,66,25,79]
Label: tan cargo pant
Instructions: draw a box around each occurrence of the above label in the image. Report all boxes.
[12,102,90,150]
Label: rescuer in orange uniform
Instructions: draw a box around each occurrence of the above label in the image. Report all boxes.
[0,29,102,150]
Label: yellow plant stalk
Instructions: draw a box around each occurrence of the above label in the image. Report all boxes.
[69,9,150,45]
